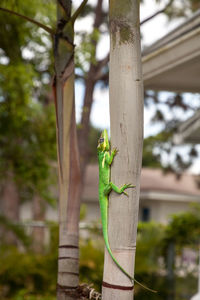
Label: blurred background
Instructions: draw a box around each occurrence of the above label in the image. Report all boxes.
[0,0,200,299]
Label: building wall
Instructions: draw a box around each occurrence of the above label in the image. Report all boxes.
[19,194,196,226]
[139,198,191,224]
[82,197,193,225]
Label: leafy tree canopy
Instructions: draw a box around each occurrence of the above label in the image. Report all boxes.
[0,0,57,204]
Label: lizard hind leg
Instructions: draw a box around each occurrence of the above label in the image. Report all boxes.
[110,182,135,196]
[103,183,112,196]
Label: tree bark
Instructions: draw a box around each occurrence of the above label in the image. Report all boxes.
[102,1,143,299]
[54,1,82,299]
[1,173,20,245]
[166,242,175,300]
[32,195,45,253]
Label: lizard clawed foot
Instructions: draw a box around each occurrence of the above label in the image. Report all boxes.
[122,183,135,196]
[124,183,135,189]
[113,148,119,155]
[123,191,129,196]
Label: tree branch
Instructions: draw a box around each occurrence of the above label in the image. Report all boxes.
[140,0,173,26]
[94,53,109,81]
[0,7,55,36]
[75,73,85,81]
[71,0,88,25]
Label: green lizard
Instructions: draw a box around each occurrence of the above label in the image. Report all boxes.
[97,129,157,293]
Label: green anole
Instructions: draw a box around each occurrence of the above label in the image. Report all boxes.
[97,129,156,293]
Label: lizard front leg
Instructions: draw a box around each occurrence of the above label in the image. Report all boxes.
[105,148,118,165]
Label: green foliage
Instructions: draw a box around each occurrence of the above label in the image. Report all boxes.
[140,0,200,17]
[135,216,199,298]
[144,90,200,173]
[80,204,87,221]
[163,204,200,250]
[0,215,199,299]
[0,215,31,247]
[75,28,101,74]
[79,238,104,292]
[135,222,164,274]
[13,291,56,300]
[142,136,163,168]
[0,0,56,30]
[164,0,200,18]
[74,3,94,19]
[14,103,57,205]
[134,222,166,297]
[142,130,174,169]
[0,222,104,298]
[0,0,57,204]
[0,224,58,299]
[175,274,197,300]
[135,274,167,300]
[0,247,56,297]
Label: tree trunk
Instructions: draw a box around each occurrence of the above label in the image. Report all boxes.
[54,1,81,299]
[166,242,175,300]
[1,173,20,245]
[102,1,143,299]
[78,0,104,178]
[32,195,45,253]
[78,73,95,176]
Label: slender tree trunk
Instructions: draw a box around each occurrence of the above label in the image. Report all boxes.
[78,74,95,176]
[102,1,143,299]
[166,242,175,300]
[32,195,45,253]
[1,173,20,245]
[78,0,104,177]
[54,1,81,299]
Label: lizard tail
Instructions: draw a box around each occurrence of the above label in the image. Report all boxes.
[103,232,157,293]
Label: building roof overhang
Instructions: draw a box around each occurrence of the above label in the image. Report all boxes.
[140,190,200,203]
[142,10,200,93]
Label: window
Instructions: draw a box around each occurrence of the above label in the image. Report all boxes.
[142,207,150,222]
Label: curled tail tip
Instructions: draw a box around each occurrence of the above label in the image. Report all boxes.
[105,243,157,293]
[134,278,157,293]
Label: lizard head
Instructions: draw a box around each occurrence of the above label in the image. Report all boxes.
[97,129,110,152]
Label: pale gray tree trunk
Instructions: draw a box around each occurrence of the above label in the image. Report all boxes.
[102,1,143,299]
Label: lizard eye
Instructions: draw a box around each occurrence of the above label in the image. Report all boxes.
[99,138,104,143]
